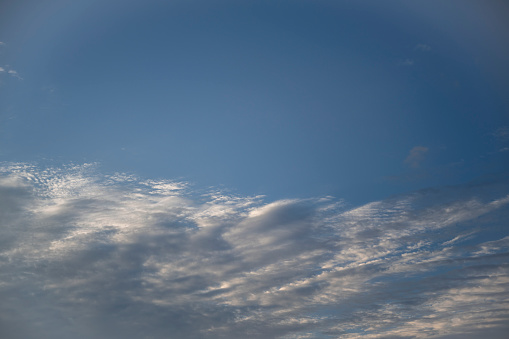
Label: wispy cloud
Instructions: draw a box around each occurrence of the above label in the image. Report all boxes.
[405,146,429,168]
[492,127,509,153]
[0,43,22,80]
[415,43,431,52]
[0,65,22,80]
[494,126,509,141]
[0,162,508,338]
[399,58,415,66]
[6,69,22,80]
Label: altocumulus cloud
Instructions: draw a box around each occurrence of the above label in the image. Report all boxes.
[1,163,508,339]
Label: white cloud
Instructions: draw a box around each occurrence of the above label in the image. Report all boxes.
[0,65,23,80]
[0,162,508,338]
[6,69,22,80]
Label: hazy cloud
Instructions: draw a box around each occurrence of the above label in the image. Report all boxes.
[494,126,509,141]
[400,58,415,66]
[415,43,431,52]
[0,162,508,338]
[405,146,429,168]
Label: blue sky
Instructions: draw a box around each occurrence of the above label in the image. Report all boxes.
[0,1,508,338]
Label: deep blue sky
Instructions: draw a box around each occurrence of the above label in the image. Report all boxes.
[1,0,507,204]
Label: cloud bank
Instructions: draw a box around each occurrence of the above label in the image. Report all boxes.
[1,163,508,339]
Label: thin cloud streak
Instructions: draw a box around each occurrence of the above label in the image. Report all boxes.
[0,163,508,338]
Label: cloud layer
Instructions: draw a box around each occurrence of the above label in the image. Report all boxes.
[1,163,508,339]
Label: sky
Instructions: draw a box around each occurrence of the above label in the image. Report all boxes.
[0,1,508,338]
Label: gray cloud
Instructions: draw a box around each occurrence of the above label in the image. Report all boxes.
[0,163,508,338]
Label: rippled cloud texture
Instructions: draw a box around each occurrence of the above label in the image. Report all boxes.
[1,163,508,339]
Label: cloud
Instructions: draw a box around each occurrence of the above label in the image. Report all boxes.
[0,43,22,80]
[0,65,22,80]
[399,58,415,66]
[494,126,509,141]
[0,162,508,338]
[415,43,431,52]
[405,146,429,168]
[6,69,22,80]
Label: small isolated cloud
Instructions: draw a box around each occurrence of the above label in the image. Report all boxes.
[493,127,509,153]
[494,126,509,141]
[399,58,414,66]
[0,65,23,80]
[415,43,431,52]
[7,69,22,80]
[0,162,508,339]
[405,145,429,168]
